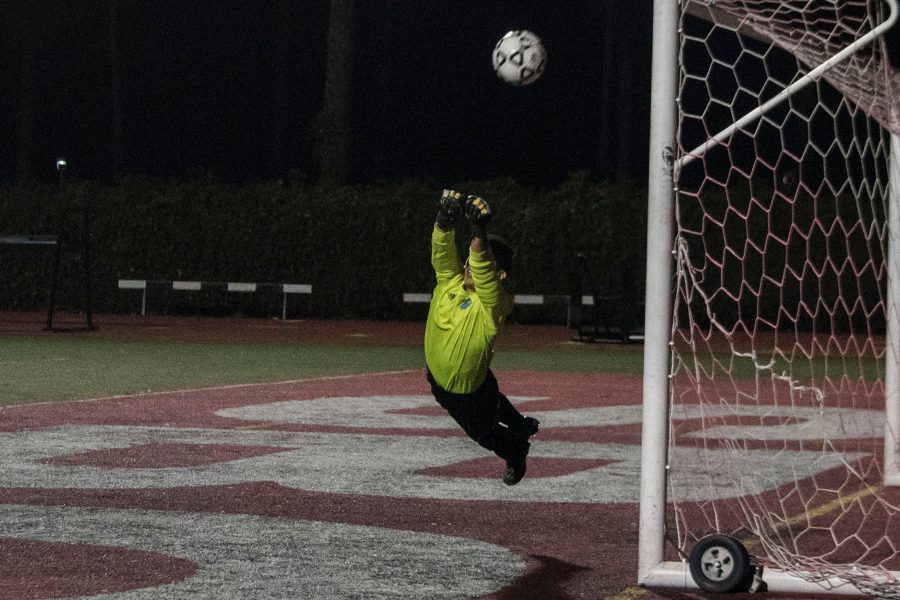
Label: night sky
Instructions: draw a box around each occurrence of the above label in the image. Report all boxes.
[0,1,654,185]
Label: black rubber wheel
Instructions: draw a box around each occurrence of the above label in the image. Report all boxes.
[688,534,754,593]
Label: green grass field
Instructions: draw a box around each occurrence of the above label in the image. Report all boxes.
[0,334,646,406]
[3,318,884,407]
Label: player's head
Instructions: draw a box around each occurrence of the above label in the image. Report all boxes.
[463,235,514,290]
[488,235,514,276]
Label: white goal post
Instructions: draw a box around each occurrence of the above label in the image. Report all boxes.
[639,0,900,595]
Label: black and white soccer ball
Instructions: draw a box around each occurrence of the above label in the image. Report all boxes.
[492,30,547,86]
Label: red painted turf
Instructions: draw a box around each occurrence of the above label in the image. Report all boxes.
[42,443,295,469]
[0,538,196,599]
[414,456,617,479]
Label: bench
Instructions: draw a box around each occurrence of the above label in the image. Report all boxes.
[2,234,94,331]
[403,292,643,342]
[118,280,312,319]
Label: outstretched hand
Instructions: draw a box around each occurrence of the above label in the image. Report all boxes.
[464,195,493,227]
[436,189,464,230]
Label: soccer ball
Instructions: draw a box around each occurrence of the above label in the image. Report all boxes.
[492,30,547,86]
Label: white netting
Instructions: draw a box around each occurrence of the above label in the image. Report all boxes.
[669,0,900,595]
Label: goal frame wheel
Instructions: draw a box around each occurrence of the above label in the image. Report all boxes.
[688,534,754,593]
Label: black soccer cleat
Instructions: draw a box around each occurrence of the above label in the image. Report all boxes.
[503,442,530,486]
[515,416,540,441]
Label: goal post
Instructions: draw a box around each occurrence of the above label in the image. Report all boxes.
[887,131,900,488]
[639,0,900,595]
[637,0,679,585]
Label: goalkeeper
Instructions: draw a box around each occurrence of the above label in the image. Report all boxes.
[424,190,540,486]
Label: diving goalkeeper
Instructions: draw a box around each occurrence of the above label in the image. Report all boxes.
[424,189,540,486]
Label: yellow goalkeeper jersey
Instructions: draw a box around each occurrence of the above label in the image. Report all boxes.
[424,226,513,394]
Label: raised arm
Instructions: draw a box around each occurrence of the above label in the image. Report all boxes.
[431,190,465,282]
[463,195,506,308]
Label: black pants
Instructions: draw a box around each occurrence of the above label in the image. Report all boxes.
[427,369,527,461]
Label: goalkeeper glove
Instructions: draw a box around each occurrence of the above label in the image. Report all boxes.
[436,189,464,231]
[464,195,493,237]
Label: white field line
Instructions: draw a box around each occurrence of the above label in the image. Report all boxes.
[0,357,68,364]
[0,369,422,410]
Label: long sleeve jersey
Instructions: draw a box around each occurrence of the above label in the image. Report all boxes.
[424,226,513,393]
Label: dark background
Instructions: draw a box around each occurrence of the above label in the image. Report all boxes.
[0,1,654,186]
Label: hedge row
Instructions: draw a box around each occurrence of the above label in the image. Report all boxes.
[0,172,647,320]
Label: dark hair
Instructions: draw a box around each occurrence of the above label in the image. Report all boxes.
[489,234,515,273]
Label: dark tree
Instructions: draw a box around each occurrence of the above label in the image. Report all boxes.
[15,3,35,183]
[318,0,354,183]
[270,0,293,177]
[109,0,124,175]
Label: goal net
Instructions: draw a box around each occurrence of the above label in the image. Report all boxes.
[656,0,900,595]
